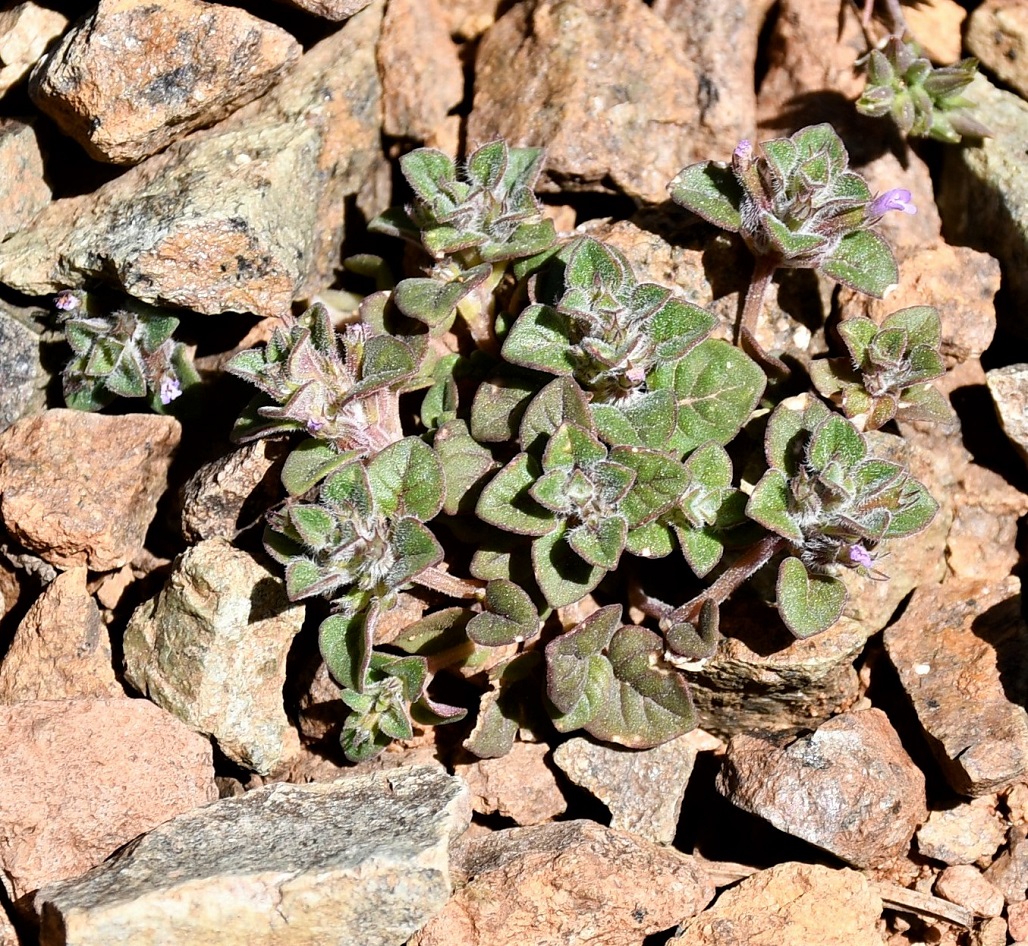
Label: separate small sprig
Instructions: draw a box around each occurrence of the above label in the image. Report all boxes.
[856,36,990,143]
[55,290,198,412]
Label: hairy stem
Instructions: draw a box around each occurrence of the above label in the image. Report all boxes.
[738,256,787,374]
[414,565,486,600]
[661,533,787,628]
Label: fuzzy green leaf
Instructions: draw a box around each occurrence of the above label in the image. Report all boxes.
[624,519,676,559]
[568,516,628,570]
[387,518,444,587]
[776,557,847,638]
[366,437,444,521]
[470,375,539,443]
[746,470,803,542]
[519,377,592,455]
[764,400,831,474]
[319,609,372,691]
[591,390,677,450]
[656,339,765,454]
[545,606,696,747]
[882,479,939,539]
[400,148,457,203]
[281,440,356,497]
[820,229,899,299]
[477,453,557,537]
[501,304,577,376]
[466,579,540,646]
[807,414,867,472]
[668,161,744,232]
[613,447,689,527]
[433,420,498,516]
[531,525,605,609]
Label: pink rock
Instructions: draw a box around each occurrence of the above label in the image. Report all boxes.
[0,410,180,571]
[0,3,68,96]
[454,742,567,826]
[967,0,1028,99]
[0,698,216,899]
[272,0,371,21]
[885,577,1028,797]
[0,120,50,240]
[674,862,885,946]
[916,799,1007,866]
[0,567,122,703]
[413,820,714,946]
[717,709,927,868]
[1008,900,1028,940]
[379,0,463,142]
[935,864,1005,917]
[29,0,301,164]
[904,0,966,64]
[469,0,705,204]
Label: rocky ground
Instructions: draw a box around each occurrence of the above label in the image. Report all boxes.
[2,0,1028,944]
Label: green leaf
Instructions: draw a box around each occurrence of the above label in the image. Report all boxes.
[319,609,372,691]
[531,526,605,609]
[387,517,444,588]
[392,608,474,657]
[518,377,592,455]
[400,148,457,203]
[284,558,326,600]
[542,422,607,471]
[591,390,677,450]
[761,211,829,258]
[746,470,803,542]
[882,479,939,539]
[476,453,557,537]
[567,516,628,570]
[665,599,720,660]
[898,383,952,423]
[820,229,899,299]
[501,304,577,376]
[624,519,676,559]
[656,339,765,454]
[433,420,498,516]
[463,653,541,759]
[545,606,696,747]
[470,374,539,443]
[613,447,689,527]
[881,305,941,348]
[776,557,847,638]
[281,439,356,497]
[675,521,728,578]
[806,414,867,472]
[764,400,831,473]
[564,237,627,292]
[467,139,508,189]
[466,579,540,646]
[321,461,374,517]
[668,161,744,232]
[393,275,475,328]
[366,437,444,521]
[289,504,335,548]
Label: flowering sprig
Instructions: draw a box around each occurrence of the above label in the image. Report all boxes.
[55,290,198,413]
[857,36,990,143]
[669,125,911,361]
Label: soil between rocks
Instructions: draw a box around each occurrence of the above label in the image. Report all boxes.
[2,2,1028,945]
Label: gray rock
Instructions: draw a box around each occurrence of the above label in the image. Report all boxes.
[179,440,288,543]
[0,304,45,433]
[884,576,1028,797]
[939,75,1028,338]
[717,709,927,868]
[552,731,714,844]
[985,825,1028,903]
[987,364,1028,469]
[124,538,305,775]
[36,766,471,946]
[0,2,385,316]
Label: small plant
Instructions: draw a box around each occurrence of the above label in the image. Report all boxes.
[856,36,990,143]
[226,134,941,761]
[668,124,914,360]
[54,290,198,412]
[810,305,951,429]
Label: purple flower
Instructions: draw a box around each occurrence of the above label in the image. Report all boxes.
[306,418,325,434]
[159,375,182,405]
[54,290,80,312]
[869,188,916,218]
[847,543,874,569]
